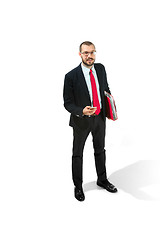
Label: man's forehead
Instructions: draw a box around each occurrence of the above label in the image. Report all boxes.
[81,44,95,51]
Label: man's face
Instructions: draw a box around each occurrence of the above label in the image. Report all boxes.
[79,44,96,67]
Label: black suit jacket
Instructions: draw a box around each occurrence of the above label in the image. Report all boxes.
[63,63,111,130]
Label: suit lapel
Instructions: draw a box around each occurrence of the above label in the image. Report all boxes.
[77,64,91,101]
[94,64,104,97]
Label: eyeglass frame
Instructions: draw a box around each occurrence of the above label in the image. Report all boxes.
[80,51,96,57]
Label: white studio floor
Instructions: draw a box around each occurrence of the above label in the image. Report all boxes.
[1,115,160,240]
[53,132,160,240]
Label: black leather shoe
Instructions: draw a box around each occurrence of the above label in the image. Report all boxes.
[97,179,118,193]
[74,187,85,201]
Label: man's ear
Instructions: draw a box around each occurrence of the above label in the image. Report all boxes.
[79,52,81,57]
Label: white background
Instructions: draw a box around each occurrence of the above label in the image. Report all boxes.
[0,0,160,239]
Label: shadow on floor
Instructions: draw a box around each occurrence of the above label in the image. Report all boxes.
[83,160,160,201]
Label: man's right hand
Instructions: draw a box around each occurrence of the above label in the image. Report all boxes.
[83,106,97,116]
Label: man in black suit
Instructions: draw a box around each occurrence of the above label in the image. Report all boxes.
[63,41,117,201]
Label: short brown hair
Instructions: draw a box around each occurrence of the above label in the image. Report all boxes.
[79,41,95,52]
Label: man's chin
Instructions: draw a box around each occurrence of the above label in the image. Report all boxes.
[82,60,95,67]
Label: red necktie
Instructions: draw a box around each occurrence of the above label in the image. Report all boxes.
[90,69,100,115]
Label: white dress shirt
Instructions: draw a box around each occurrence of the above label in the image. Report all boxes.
[81,63,102,108]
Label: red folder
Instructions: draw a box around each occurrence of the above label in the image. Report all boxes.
[104,91,118,121]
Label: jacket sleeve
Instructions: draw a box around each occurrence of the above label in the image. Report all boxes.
[63,74,84,117]
[103,65,111,95]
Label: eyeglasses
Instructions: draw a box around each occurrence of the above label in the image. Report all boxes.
[81,51,96,57]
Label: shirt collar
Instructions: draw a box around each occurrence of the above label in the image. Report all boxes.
[81,63,95,75]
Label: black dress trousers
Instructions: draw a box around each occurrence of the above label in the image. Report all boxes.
[72,112,107,189]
